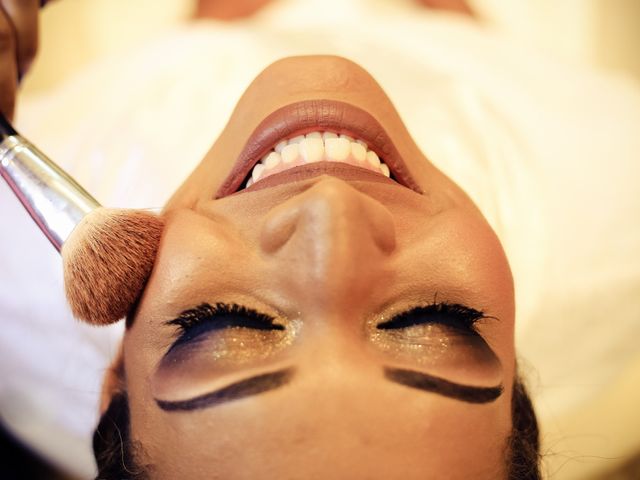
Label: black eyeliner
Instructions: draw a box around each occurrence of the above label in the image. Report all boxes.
[377,302,486,332]
[384,367,503,404]
[166,302,283,352]
[155,368,295,411]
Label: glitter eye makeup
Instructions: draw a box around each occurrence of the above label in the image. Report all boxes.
[369,302,502,384]
[165,302,286,354]
[151,302,296,402]
[377,302,486,334]
[152,301,502,410]
[160,302,294,365]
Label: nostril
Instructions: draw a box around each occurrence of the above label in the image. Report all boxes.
[260,201,300,254]
[366,200,397,255]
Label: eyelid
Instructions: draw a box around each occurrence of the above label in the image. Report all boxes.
[167,302,280,329]
[165,302,284,352]
[377,302,486,332]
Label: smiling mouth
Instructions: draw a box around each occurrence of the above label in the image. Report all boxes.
[244,130,392,188]
[215,99,423,198]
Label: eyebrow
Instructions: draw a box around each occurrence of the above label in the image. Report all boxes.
[155,366,502,412]
[384,367,503,404]
[155,369,295,412]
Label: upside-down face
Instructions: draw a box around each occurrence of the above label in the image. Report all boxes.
[121,55,516,479]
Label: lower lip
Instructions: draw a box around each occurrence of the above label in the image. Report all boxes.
[216,100,423,198]
[232,162,398,195]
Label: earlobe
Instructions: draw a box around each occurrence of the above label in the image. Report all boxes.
[99,344,126,416]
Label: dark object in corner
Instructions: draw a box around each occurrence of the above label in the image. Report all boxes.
[0,420,75,480]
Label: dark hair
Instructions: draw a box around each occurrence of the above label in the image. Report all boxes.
[94,378,540,480]
[93,392,149,480]
[507,377,541,479]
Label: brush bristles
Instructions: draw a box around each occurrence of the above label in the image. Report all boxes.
[62,208,164,325]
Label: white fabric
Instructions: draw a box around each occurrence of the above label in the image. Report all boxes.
[1,0,639,477]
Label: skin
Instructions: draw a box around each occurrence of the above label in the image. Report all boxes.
[121,56,516,479]
[0,0,39,120]
[195,0,275,20]
[193,0,474,20]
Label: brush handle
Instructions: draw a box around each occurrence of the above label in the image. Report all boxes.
[0,115,100,251]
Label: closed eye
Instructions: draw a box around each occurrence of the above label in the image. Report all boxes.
[166,302,284,351]
[377,302,486,333]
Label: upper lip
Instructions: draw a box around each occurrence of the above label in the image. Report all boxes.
[215,99,422,198]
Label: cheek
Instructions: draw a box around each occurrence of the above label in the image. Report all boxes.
[451,222,515,359]
[453,227,514,313]
[426,211,513,295]
[397,208,516,374]
[123,329,161,446]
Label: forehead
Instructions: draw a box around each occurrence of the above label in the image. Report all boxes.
[132,361,512,479]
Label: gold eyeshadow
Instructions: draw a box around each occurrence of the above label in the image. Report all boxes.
[366,304,503,384]
[371,323,464,362]
[152,315,299,401]
[370,323,499,366]
[158,302,298,365]
[152,301,502,401]
[163,326,292,366]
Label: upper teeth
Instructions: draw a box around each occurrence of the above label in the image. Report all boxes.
[245,131,391,188]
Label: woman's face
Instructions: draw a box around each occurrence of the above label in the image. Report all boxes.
[123,56,515,479]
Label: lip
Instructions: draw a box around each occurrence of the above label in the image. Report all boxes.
[228,162,398,197]
[215,99,423,198]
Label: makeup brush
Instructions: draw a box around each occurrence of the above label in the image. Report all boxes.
[1,112,163,325]
[62,207,164,325]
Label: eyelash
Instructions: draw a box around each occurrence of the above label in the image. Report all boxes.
[168,302,284,348]
[377,302,486,333]
[167,301,485,351]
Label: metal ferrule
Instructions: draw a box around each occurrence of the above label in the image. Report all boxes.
[0,135,99,251]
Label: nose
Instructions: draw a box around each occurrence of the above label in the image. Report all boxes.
[260,177,396,311]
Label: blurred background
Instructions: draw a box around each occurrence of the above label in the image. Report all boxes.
[4,1,639,479]
[22,0,640,96]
